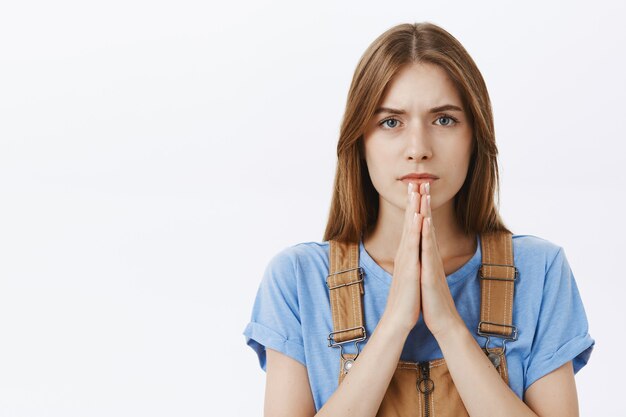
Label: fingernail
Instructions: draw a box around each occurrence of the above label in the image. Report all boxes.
[408,182,413,194]
[426,182,430,195]
[413,212,418,223]
[410,191,416,202]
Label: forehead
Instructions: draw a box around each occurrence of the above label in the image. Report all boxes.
[378,62,462,109]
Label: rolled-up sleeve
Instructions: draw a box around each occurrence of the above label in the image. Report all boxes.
[243,248,305,371]
[524,247,594,392]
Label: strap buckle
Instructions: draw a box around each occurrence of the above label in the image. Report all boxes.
[476,263,519,354]
[328,326,367,361]
[477,321,518,354]
[326,267,364,290]
[478,263,518,281]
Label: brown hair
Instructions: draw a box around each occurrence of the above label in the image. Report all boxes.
[323,22,512,243]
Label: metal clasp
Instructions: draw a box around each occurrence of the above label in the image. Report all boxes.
[328,326,366,361]
[326,267,364,290]
[477,321,518,354]
[476,262,519,354]
[478,263,518,282]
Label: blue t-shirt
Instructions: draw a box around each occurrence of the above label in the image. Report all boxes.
[243,234,594,411]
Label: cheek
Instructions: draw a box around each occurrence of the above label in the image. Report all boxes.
[364,144,394,192]
[436,141,473,193]
[364,155,384,191]
[449,134,472,166]
[451,142,473,190]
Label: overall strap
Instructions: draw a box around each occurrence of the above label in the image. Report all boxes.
[326,240,366,348]
[327,233,518,350]
[477,231,518,343]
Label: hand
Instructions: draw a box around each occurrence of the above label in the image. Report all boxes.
[418,183,464,339]
[381,182,424,334]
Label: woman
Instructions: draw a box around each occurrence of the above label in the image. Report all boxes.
[243,22,594,416]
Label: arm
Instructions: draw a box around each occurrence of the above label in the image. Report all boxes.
[265,314,412,417]
[436,323,579,417]
[525,361,579,416]
[315,315,411,416]
[265,183,424,417]
[265,349,316,417]
[418,185,581,417]
[265,302,580,417]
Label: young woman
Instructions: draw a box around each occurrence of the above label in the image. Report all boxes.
[243,22,594,416]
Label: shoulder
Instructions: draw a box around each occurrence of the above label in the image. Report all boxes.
[266,240,330,269]
[511,234,564,269]
[261,240,331,288]
[510,234,577,293]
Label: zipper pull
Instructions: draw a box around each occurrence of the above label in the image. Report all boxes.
[417,362,434,417]
[416,362,434,394]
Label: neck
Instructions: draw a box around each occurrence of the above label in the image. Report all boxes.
[362,197,476,269]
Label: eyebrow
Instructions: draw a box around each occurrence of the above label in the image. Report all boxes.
[374,104,464,115]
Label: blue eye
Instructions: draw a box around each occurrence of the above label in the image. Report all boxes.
[378,114,459,130]
[435,115,459,126]
[379,118,400,129]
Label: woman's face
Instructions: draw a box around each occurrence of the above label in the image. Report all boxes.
[363,62,474,216]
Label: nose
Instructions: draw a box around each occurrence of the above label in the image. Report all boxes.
[405,123,433,161]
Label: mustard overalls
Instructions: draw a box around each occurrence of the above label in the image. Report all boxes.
[326,231,518,417]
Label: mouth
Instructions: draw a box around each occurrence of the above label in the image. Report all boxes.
[399,177,438,185]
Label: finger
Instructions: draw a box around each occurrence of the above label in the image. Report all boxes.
[402,182,414,237]
[403,182,420,233]
[421,195,439,259]
[406,186,421,251]
[420,185,429,217]
[398,183,412,252]
[410,208,423,261]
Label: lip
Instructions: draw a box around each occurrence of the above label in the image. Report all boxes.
[400,178,438,186]
[399,173,439,183]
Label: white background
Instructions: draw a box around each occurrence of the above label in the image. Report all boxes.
[0,0,624,415]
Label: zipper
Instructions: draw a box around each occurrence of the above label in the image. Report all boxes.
[417,361,434,417]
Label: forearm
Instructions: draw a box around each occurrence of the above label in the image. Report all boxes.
[436,323,538,417]
[316,314,409,417]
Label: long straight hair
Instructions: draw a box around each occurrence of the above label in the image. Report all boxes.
[323,22,512,243]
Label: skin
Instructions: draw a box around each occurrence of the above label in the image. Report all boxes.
[361,61,476,277]
[264,62,580,416]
